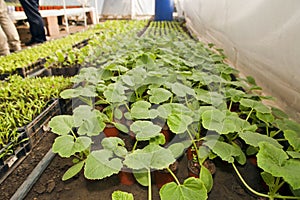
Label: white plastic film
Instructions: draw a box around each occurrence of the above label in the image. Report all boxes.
[182,0,300,120]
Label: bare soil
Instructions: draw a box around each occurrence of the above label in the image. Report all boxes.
[0,132,264,200]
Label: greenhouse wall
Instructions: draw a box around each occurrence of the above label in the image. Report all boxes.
[181,0,300,120]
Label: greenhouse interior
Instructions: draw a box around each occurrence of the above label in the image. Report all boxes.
[0,0,300,199]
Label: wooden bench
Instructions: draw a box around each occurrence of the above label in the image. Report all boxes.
[10,7,96,36]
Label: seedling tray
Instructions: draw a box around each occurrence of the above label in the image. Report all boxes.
[0,128,30,181]
[0,73,11,80]
[15,58,50,78]
[25,99,61,147]
[50,65,80,77]
[59,98,73,114]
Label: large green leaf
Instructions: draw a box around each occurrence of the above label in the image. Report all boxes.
[49,115,74,135]
[112,191,134,200]
[239,131,282,148]
[171,82,196,97]
[284,130,300,151]
[168,143,185,159]
[114,122,129,133]
[275,119,300,132]
[157,103,192,119]
[104,83,128,103]
[282,160,300,189]
[240,99,271,114]
[73,105,93,126]
[133,169,149,186]
[60,86,97,98]
[123,144,175,170]
[60,88,82,99]
[160,177,207,200]
[167,113,193,134]
[77,116,105,136]
[52,136,92,157]
[287,151,300,159]
[261,172,275,190]
[200,166,213,193]
[204,137,241,163]
[256,112,274,124]
[148,88,172,104]
[130,101,158,119]
[201,109,236,134]
[195,89,224,107]
[101,137,128,158]
[258,142,300,190]
[225,88,245,102]
[130,121,162,141]
[62,161,85,181]
[73,105,106,136]
[257,142,288,177]
[84,149,122,179]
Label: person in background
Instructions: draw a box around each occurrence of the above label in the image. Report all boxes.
[0,0,21,56]
[19,0,46,46]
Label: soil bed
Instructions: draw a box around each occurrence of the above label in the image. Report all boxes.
[0,132,56,200]
[0,131,263,200]
[25,149,260,200]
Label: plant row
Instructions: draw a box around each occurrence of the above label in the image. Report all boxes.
[49,21,300,200]
[45,20,148,70]
[0,21,113,75]
[0,75,71,151]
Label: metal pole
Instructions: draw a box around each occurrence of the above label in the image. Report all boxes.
[94,0,99,24]
[62,0,69,33]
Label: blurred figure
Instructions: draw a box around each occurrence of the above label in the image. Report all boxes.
[19,0,46,46]
[0,0,21,56]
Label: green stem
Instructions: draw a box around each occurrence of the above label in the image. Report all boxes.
[167,167,180,185]
[276,139,287,142]
[245,108,254,121]
[124,103,130,112]
[232,163,300,199]
[187,129,203,166]
[232,162,269,198]
[228,100,233,111]
[148,169,152,200]
[132,140,138,152]
[70,129,77,139]
[266,124,269,137]
[272,129,281,138]
[169,95,173,103]
[272,180,285,196]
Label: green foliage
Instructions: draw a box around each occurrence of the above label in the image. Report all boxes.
[160,177,208,200]
[112,191,134,200]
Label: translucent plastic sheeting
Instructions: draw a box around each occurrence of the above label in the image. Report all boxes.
[133,0,154,16]
[181,0,300,120]
[101,0,131,15]
[101,0,154,16]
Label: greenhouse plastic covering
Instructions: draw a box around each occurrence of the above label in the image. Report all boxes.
[179,0,300,120]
